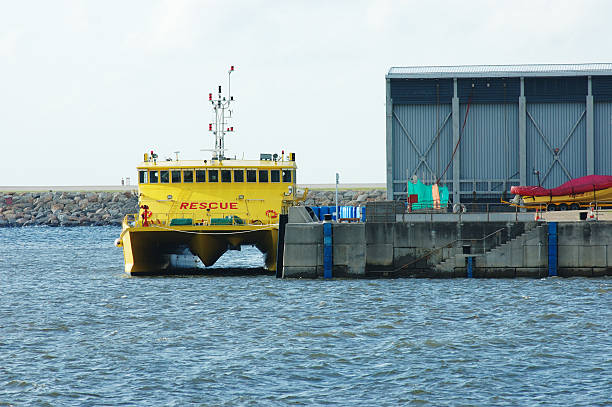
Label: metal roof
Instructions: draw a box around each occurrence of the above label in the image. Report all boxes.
[387,63,612,79]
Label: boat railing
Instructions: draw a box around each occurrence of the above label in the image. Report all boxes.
[124,211,278,227]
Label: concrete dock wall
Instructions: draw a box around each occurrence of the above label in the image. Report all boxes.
[282,217,612,278]
[282,222,366,278]
[366,221,534,272]
[558,222,612,277]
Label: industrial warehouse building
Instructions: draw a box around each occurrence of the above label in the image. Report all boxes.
[385,63,612,205]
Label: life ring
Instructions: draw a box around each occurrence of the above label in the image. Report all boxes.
[265,209,278,219]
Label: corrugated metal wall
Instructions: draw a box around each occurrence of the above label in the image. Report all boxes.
[594,102,612,174]
[390,79,453,104]
[525,77,587,102]
[389,74,612,203]
[392,104,453,185]
[458,103,519,184]
[458,78,520,103]
[526,102,586,187]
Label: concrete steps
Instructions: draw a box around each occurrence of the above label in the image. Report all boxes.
[435,254,460,272]
[434,223,543,272]
[485,224,544,256]
[482,224,547,268]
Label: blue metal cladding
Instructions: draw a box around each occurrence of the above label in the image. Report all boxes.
[392,104,453,187]
[457,78,520,103]
[594,102,612,174]
[390,79,453,104]
[467,256,473,278]
[458,103,519,181]
[593,76,612,101]
[323,222,332,279]
[525,77,587,102]
[310,206,320,220]
[525,103,587,187]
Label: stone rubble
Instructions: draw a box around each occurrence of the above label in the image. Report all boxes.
[302,189,386,207]
[0,189,386,227]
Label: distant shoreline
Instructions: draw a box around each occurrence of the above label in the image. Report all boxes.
[0,183,386,192]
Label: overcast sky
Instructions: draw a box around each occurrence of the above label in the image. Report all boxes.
[1,0,611,186]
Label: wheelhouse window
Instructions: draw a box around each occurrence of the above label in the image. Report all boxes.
[247,169,257,183]
[195,169,206,182]
[171,170,181,183]
[221,170,231,183]
[139,170,147,184]
[234,169,244,182]
[149,170,159,183]
[282,169,292,183]
[208,169,219,182]
[183,170,194,183]
[271,170,280,183]
[160,170,170,183]
[258,170,268,183]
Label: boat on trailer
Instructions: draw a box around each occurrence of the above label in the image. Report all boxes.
[115,67,305,275]
[508,175,612,211]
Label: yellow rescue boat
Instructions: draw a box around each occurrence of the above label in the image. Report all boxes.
[115,68,305,275]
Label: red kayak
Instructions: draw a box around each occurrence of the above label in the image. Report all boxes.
[510,175,612,197]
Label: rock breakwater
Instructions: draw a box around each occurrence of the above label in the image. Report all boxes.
[0,191,138,227]
[303,189,386,207]
[0,189,386,227]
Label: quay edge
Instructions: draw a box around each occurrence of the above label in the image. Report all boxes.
[282,207,612,279]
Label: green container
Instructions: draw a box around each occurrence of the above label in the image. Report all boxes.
[210,215,245,226]
[170,218,193,226]
[210,217,233,226]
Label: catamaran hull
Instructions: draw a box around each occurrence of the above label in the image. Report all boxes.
[117,226,278,276]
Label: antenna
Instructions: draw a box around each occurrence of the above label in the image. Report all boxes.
[207,66,236,160]
[174,151,180,161]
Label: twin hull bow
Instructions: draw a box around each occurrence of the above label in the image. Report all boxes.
[118,224,278,275]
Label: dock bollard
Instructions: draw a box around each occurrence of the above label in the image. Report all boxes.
[323,214,332,279]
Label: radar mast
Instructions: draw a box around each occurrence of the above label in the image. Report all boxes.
[207,66,235,160]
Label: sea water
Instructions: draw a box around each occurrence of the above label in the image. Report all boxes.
[0,227,610,406]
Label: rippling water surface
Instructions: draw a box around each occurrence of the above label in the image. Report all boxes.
[1,227,610,406]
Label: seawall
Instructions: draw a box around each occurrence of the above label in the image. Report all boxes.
[281,207,612,279]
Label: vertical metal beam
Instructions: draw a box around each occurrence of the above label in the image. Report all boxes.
[323,222,333,279]
[452,78,460,204]
[586,76,594,175]
[467,256,473,278]
[276,214,288,278]
[548,222,558,277]
[519,77,527,186]
[386,78,394,200]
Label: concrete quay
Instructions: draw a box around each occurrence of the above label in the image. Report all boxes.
[281,207,612,279]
